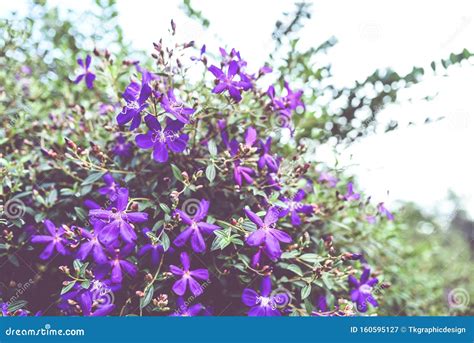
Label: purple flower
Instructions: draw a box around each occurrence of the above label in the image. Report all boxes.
[135,115,188,163]
[233,161,255,186]
[377,202,394,221]
[98,173,119,201]
[116,81,151,130]
[343,182,360,201]
[160,89,195,124]
[89,187,148,245]
[171,297,203,316]
[76,225,108,264]
[191,44,206,63]
[280,189,313,226]
[112,135,133,158]
[31,219,68,259]
[244,207,292,260]
[318,172,338,188]
[170,252,209,296]
[348,268,379,312]
[258,138,278,172]
[242,276,288,316]
[109,250,138,284]
[74,55,95,89]
[173,199,220,253]
[208,61,251,102]
[365,215,377,224]
[77,288,115,316]
[138,228,164,266]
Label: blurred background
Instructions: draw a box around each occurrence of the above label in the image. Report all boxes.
[1,0,472,315]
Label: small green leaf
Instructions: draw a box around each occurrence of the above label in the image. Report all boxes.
[206,164,216,183]
[159,203,171,214]
[286,264,303,276]
[170,164,183,182]
[73,259,82,272]
[299,253,321,264]
[208,139,217,156]
[81,172,104,186]
[61,281,76,295]
[160,232,170,251]
[81,280,91,289]
[301,284,311,299]
[140,285,154,309]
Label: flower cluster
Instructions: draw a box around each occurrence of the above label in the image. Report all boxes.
[22,36,395,317]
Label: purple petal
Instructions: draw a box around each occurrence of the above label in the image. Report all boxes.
[173,227,193,247]
[264,207,279,226]
[170,265,184,276]
[246,229,266,246]
[39,243,55,260]
[190,269,209,281]
[180,252,191,270]
[242,288,259,306]
[135,132,154,149]
[152,142,169,162]
[261,276,272,297]
[244,208,263,227]
[172,278,188,296]
[188,277,204,296]
[269,228,292,243]
[191,230,206,253]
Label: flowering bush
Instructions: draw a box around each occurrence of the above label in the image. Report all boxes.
[2,1,470,317]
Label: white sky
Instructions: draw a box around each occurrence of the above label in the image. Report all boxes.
[2,0,473,217]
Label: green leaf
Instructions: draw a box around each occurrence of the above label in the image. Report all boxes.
[301,284,311,299]
[281,251,300,259]
[81,280,91,289]
[322,274,334,290]
[159,203,171,214]
[170,164,183,182]
[8,300,28,312]
[206,164,216,183]
[140,285,154,309]
[208,139,217,156]
[286,264,303,276]
[299,253,321,264]
[61,281,76,295]
[160,232,170,251]
[73,259,82,272]
[81,172,104,186]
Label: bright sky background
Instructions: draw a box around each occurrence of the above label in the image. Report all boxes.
[2,0,474,218]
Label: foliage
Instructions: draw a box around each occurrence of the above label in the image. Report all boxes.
[0,1,471,317]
